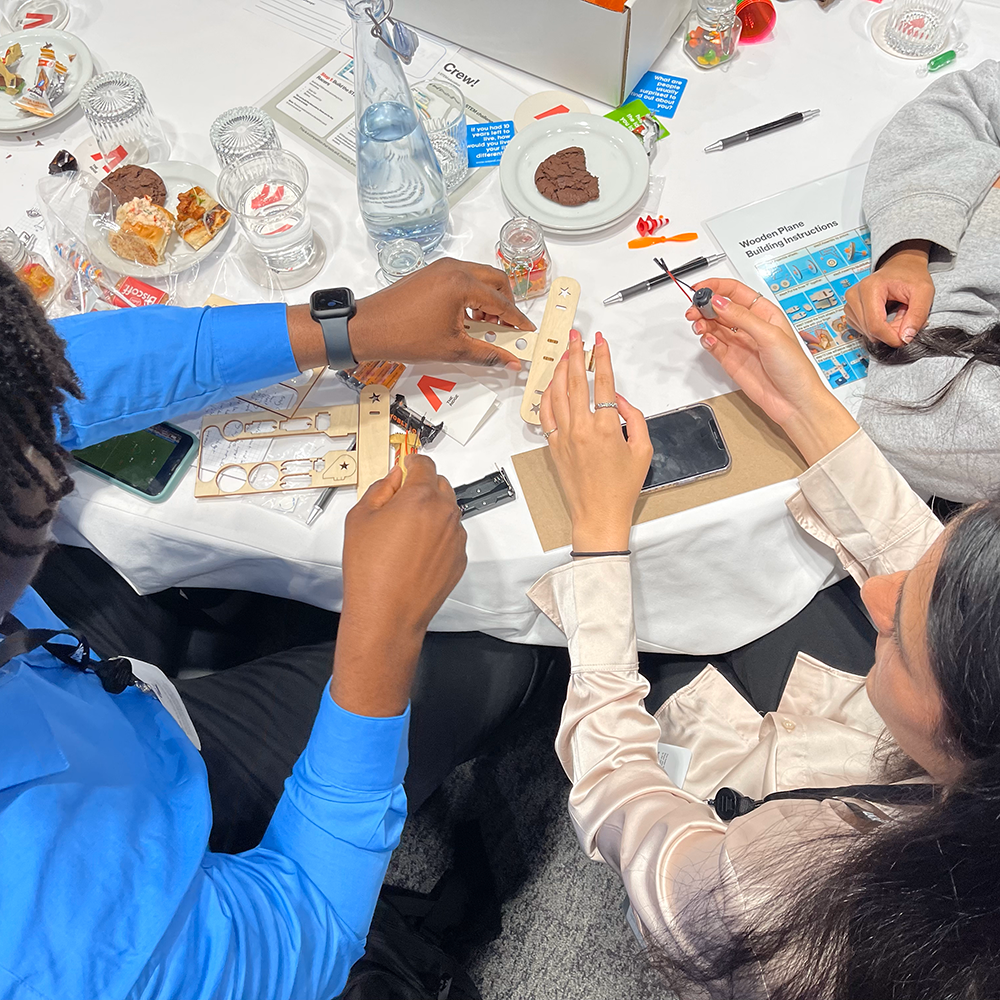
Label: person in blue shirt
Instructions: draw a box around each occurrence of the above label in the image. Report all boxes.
[0,257,541,1000]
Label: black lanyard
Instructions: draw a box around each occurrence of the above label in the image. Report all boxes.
[0,613,136,694]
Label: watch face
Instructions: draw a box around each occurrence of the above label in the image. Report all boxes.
[311,287,354,315]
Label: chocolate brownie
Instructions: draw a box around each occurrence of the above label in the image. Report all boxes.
[533,146,600,207]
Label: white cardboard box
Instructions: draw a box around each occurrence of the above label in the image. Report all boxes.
[392,0,688,107]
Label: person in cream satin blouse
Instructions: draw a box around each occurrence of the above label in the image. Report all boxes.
[529,281,1000,1000]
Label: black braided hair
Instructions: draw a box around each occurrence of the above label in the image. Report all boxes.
[0,259,82,557]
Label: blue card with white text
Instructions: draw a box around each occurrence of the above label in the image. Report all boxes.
[467,120,515,168]
[626,72,688,119]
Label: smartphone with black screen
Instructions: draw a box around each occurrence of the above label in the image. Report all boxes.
[639,402,731,493]
[71,423,198,503]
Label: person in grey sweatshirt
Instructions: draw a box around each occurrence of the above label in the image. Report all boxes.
[846,60,1000,503]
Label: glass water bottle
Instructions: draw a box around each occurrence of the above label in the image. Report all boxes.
[684,0,742,68]
[347,0,449,250]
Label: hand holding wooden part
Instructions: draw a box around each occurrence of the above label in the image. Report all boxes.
[194,388,391,498]
[464,276,594,425]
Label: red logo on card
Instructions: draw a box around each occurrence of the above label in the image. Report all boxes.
[417,375,457,412]
[251,184,285,209]
[104,144,128,169]
[22,11,54,27]
[114,276,169,307]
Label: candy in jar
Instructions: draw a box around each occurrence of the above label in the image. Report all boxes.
[684,0,742,68]
[496,217,551,301]
[0,228,55,305]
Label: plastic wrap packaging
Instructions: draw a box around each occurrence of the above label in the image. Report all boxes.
[37,171,288,316]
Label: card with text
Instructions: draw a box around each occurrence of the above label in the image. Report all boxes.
[627,72,688,119]
[467,120,515,168]
[395,367,498,445]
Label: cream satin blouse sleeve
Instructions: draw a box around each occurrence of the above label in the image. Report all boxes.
[527,557,730,943]
[787,428,944,579]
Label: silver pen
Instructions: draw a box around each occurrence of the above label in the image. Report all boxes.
[306,487,335,526]
[705,109,820,153]
[604,252,727,306]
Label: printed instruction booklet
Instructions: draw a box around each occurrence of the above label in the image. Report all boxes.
[707,165,872,390]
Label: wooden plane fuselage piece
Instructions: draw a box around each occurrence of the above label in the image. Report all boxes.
[463,276,593,425]
[194,387,390,499]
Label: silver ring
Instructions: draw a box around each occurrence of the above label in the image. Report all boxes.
[595,401,618,410]
[543,428,557,439]
[749,293,763,309]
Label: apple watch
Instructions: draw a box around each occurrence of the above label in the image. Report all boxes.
[310,287,357,370]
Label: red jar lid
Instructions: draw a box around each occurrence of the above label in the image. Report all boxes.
[736,0,776,41]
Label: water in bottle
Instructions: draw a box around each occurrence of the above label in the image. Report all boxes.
[348,0,449,250]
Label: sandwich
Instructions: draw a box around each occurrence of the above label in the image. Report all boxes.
[109,196,174,266]
[175,186,230,250]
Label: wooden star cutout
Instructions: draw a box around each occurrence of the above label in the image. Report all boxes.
[530,402,541,414]
[369,392,381,403]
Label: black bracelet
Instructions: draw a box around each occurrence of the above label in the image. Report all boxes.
[570,550,631,558]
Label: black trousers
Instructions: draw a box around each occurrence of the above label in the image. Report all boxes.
[640,575,876,715]
[33,545,555,853]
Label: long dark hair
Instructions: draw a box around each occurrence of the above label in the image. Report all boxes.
[865,322,1000,409]
[653,501,1000,1000]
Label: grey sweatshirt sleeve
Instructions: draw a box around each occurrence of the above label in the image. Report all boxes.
[864,60,1000,267]
[858,357,1000,503]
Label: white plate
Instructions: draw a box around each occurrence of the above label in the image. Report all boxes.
[86,160,232,279]
[0,28,93,133]
[499,113,650,234]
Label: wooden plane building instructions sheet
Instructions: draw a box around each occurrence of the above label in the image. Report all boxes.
[707,164,873,390]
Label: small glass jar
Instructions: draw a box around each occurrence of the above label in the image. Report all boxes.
[0,228,55,305]
[496,217,550,301]
[684,0,742,68]
[376,238,426,285]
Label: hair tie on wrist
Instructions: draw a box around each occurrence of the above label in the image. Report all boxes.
[570,550,631,558]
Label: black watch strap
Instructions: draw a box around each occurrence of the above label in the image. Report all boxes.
[318,314,356,371]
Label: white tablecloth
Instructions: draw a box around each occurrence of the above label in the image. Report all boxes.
[10,0,997,653]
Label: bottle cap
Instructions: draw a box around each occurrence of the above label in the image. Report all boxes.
[735,0,775,41]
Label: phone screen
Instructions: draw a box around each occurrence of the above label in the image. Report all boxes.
[641,403,730,492]
[72,423,197,497]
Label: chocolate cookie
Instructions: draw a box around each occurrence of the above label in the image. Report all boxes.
[534,147,599,207]
[92,164,167,215]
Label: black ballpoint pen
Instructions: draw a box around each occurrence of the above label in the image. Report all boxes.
[603,252,728,306]
[704,109,820,153]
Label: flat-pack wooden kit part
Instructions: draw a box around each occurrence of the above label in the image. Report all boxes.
[465,276,594,426]
[194,387,391,499]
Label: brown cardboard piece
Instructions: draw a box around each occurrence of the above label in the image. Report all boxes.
[511,390,808,552]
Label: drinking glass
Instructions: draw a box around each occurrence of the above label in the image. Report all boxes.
[2,0,69,31]
[415,78,470,194]
[79,71,170,168]
[883,0,962,56]
[218,149,326,289]
[210,106,282,169]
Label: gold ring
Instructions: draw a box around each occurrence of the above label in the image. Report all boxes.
[543,428,557,439]
[749,293,763,309]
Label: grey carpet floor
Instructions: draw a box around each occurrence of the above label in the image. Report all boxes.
[385,667,677,1000]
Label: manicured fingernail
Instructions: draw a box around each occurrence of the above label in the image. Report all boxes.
[505,361,522,371]
[902,328,916,344]
[561,350,569,360]
[691,321,702,335]
[712,295,729,310]
[569,329,580,342]
[701,335,717,349]
[595,331,605,345]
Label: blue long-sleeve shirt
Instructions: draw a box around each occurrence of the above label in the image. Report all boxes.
[0,305,409,1000]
